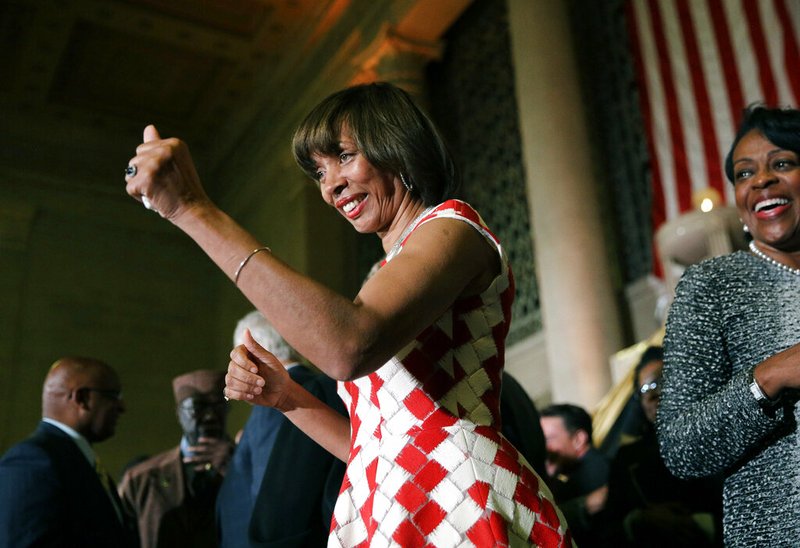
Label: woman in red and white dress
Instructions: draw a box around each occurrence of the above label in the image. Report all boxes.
[125,82,572,547]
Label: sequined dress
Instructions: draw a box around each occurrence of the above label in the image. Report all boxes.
[658,251,800,546]
[328,200,572,548]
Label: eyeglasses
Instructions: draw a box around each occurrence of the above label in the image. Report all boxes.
[84,388,123,401]
[177,399,228,418]
[637,377,662,398]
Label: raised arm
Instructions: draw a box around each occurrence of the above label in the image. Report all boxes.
[125,126,496,381]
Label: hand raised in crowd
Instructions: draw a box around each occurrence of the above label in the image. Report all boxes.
[124,124,212,220]
[225,329,293,411]
[183,436,234,475]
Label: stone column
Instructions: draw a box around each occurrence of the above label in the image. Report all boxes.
[350,24,443,110]
[349,0,469,108]
[507,0,623,407]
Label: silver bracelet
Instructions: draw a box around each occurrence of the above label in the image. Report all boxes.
[233,246,271,286]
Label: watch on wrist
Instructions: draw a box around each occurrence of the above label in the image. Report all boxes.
[749,376,768,402]
[749,373,781,416]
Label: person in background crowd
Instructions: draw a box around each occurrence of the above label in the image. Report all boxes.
[0,356,138,547]
[125,81,572,546]
[119,369,233,548]
[540,403,609,546]
[500,370,547,478]
[657,104,800,546]
[598,346,722,547]
[216,310,346,547]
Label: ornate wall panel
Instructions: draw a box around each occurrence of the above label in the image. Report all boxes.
[427,0,541,345]
[569,0,653,284]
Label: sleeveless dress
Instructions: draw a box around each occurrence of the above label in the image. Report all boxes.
[328,200,572,547]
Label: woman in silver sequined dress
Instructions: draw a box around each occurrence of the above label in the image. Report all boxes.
[658,105,800,547]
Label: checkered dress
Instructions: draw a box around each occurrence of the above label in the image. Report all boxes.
[329,201,572,547]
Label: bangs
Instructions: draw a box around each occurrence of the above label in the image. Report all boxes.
[293,102,350,181]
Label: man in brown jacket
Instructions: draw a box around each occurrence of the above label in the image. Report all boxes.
[118,369,234,548]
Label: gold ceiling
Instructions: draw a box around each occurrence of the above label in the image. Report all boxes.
[0,0,469,196]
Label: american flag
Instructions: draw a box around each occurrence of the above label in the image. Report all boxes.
[625,0,800,236]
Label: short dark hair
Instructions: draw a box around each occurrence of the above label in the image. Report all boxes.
[724,104,800,183]
[540,403,593,441]
[633,345,663,393]
[292,82,459,205]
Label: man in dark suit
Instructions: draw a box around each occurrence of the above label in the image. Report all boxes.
[118,369,234,548]
[0,356,138,548]
[499,370,547,478]
[216,310,347,548]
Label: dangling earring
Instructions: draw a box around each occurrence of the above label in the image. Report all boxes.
[400,173,413,192]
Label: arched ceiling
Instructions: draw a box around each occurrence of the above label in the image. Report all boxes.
[0,0,469,197]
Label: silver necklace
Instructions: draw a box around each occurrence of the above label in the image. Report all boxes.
[749,240,800,275]
[386,206,435,261]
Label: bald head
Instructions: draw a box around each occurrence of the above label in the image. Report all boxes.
[42,357,125,444]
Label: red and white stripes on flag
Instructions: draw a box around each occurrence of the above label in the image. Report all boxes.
[625,0,800,236]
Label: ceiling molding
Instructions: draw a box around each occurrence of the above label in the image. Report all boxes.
[0,0,472,202]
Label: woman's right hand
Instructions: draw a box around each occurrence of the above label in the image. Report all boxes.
[124,125,213,221]
[225,329,294,410]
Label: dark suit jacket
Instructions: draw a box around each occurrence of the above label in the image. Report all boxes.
[0,421,138,548]
[216,365,347,548]
[500,371,547,478]
[598,428,723,547]
[119,445,222,548]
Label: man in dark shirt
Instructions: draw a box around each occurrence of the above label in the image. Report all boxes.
[540,402,609,545]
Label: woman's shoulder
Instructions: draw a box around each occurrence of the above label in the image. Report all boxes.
[674,251,766,306]
[427,200,495,237]
[430,199,480,220]
[681,250,754,280]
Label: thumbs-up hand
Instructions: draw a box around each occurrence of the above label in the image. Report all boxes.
[143,124,160,143]
[224,329,293,410]
[123,124,211,221]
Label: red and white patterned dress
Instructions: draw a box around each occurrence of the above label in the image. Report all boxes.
[329,200,572,547]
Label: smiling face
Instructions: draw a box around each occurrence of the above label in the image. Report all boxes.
[733,129,800,252]
[312,131,407,236]
[293,83,458,216]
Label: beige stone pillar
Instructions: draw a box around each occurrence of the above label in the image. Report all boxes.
[349,1,469,108]
[507,0,622,407]
[350,25,442,106]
